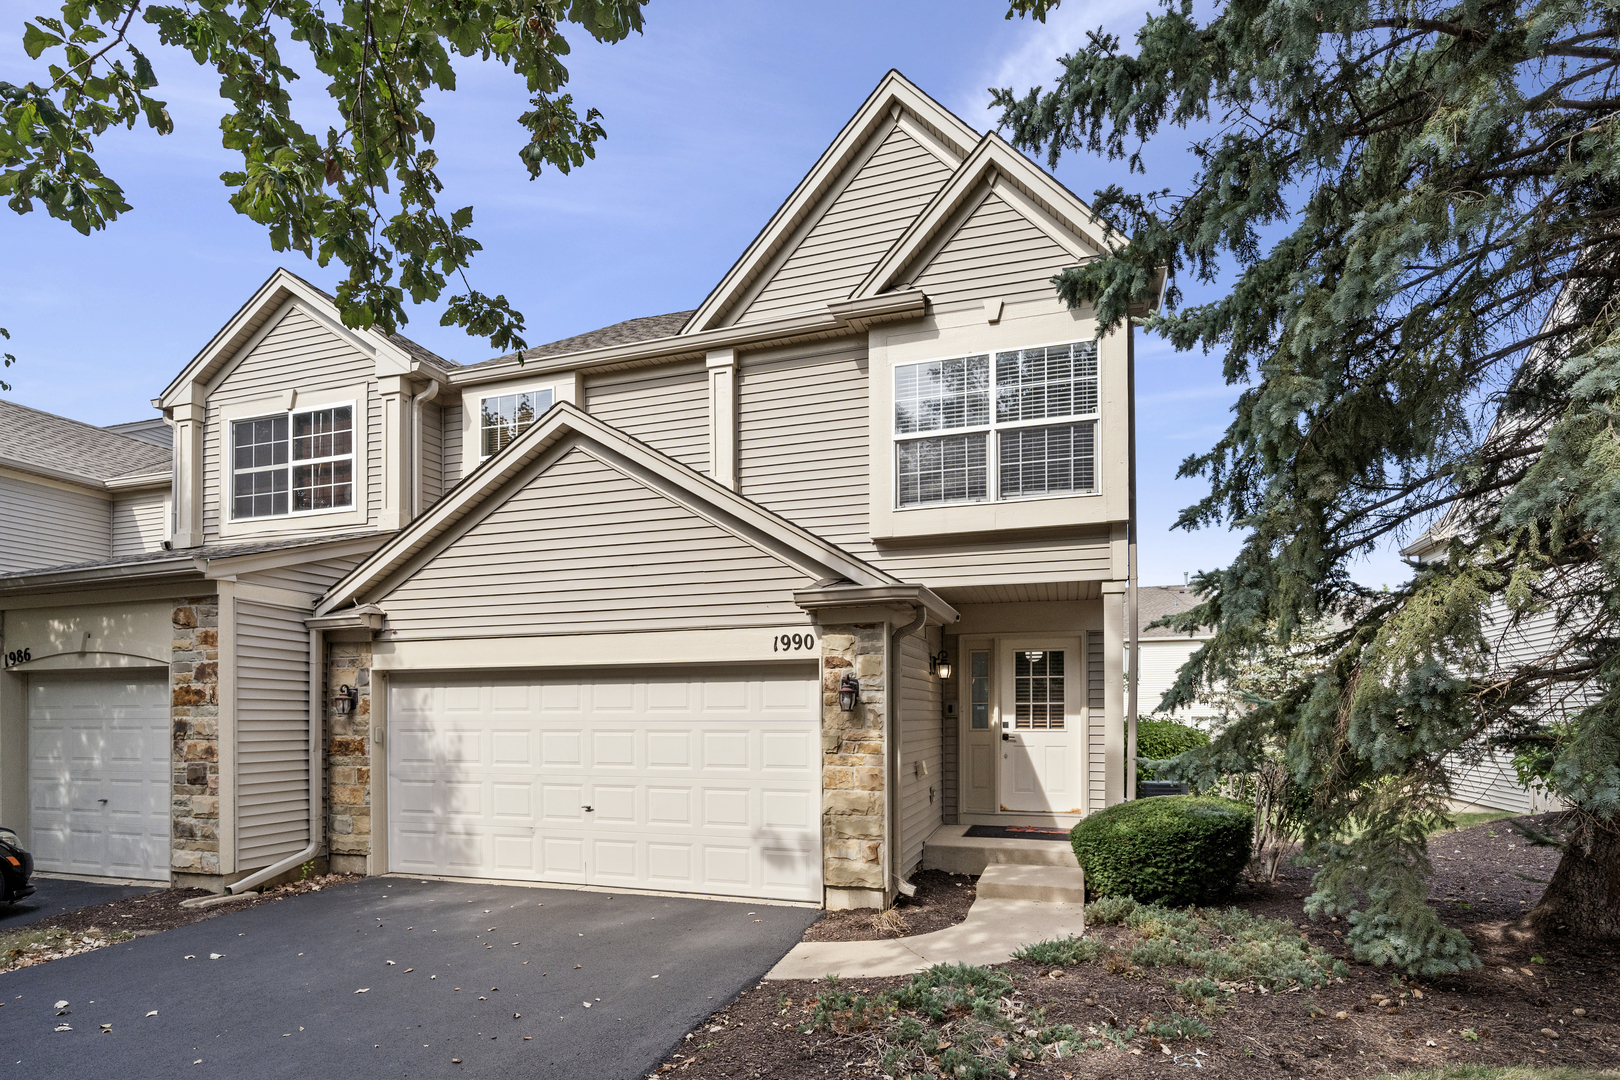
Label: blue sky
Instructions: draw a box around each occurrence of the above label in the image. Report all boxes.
[0,0,1412,589]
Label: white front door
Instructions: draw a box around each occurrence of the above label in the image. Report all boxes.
[28,673,172,881]
[387,665,822,902]
[998,640,1082,814]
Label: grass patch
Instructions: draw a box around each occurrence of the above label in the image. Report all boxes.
[1423,811,1517,835]
[800,964,1207,1079]
[1376,1068,1619,1080]
[1,924,134,973]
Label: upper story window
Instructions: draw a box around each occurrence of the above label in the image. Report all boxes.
[480,388,553,457]
[231,405,354,519]
[894,340,1099,508]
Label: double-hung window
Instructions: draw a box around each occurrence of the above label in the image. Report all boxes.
[893,340,1099,508]
[480,388,553,458]
[231,405,354,520]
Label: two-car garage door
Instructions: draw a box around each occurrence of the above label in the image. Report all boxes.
[387,666,822,902]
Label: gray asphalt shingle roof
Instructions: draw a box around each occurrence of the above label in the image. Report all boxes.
[0,531,384,582]
[0,399,172,483]
[465,310,696,369]
[1138,584,1211,638]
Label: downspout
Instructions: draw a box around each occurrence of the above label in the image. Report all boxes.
[887,605,928,903]
[1125,310,1140,800]
[410,378,443,522]
[227,627,324,893]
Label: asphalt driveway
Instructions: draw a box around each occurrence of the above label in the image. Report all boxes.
[0,876,821,1079]
[1,875,159,930]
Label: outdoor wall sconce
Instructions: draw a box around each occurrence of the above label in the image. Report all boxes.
[837,673,860,712]
[929,650,953,680]
[333,684,359,716]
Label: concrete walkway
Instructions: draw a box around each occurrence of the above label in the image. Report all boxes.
[765,892,1084,980]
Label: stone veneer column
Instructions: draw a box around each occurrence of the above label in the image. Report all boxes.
[326,641,372,874]
[818,623,887,909]
[170,596,220,879]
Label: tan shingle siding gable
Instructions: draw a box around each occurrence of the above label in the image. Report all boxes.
[377,447,815,638]
[732,124,953,325]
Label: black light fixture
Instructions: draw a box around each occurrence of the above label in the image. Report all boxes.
[929,650,953,680]
[333,684,359,716]
[837,673,860,712]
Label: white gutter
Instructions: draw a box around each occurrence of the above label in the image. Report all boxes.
[227,625,324,893]
[410,377,443,520]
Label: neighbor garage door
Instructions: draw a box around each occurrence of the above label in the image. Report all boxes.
[28,672,171,881]
[387,666,822,902]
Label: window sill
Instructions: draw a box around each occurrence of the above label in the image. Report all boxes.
[869,489,1109,542]
[217,504,370,539]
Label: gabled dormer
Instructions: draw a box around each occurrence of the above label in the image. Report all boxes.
[155,270,455,548]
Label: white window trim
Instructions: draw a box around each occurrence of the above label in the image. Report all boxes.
[461,377,566,466]
[891,337,1101,510]
[475,385,557,460]
[214,385,371,539]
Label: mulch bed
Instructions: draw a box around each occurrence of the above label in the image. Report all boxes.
[654,814,1620,1079]
[802,870,977,943]
[10,874,363,947]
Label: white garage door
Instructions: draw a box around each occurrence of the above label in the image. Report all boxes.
[28,673,171,881]
[388,666,822,902]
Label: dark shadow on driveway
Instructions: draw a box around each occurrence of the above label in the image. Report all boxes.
[1,875,160,930]
[0,876,820,1079]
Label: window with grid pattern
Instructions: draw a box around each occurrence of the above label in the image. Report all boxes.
[970,651,991,729]
[480,389,553,457]
[231,405,353,520]
[1013,650,1065,730]
[894,340,1099,507]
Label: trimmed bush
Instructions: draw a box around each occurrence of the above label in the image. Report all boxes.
[1070,795,1254,905]
[1135,717,1209,783]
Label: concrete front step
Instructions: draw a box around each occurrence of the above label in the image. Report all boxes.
[976,863,1086,904]
[921,824,1080,876]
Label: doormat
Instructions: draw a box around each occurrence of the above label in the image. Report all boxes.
[962,825,1071,841]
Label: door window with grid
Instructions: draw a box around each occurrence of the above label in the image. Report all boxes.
[231,404,354,520]
[894,340,1099,507]
[1013,649,1065,730]
[970,651,991,729]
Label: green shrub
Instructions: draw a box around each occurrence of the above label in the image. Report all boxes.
[1135,717,1210,784]
[1070,795,1254,904]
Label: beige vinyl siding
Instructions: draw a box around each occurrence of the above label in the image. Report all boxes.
[418,398,444,512]
[441,396,464,490]
[234,599,312,869]
[911,193,1079,312]
[238,555,371,596]
[941,665,959,825]
[585,362,708,472]
[736,125,953,325]
[111,489,169,557]
[380,447,813,639]
[1137,638,1218,721]
[899,625,944,875]
[202,306,378,541]
[0,474,109,572]
[880,534,1113,588]
[1087,630,1106,812]
[737,340,871,551]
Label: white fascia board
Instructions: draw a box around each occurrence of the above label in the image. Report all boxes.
[680,71,977,336]
[0,454,113,492]
[316,403,896,616]
[793,583,960,627]
[0,557,203,596]
[105,472,172,491]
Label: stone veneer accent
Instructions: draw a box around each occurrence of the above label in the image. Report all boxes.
[326,640,372,874]
[171,596,220,876]
[819,624,887,905]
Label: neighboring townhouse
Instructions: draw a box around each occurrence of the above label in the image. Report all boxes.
[0,71,1155,909]
[1134,584,1222,727]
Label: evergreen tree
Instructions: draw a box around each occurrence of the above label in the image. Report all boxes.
[996,0,1620,971]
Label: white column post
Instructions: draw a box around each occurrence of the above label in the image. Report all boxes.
[1102,580,1127,807]
[707,348,738,488]
[170,390,206,548]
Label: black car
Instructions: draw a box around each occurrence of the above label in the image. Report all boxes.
[0,827,34,903]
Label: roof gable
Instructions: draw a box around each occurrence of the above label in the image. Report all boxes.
[317,402,896,615]
[156,269,450,409]
[0,398,172,484]
[682,71,979,335]
[854,135,1123,302]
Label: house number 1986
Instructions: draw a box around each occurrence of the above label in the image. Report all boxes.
[772,633,816,653]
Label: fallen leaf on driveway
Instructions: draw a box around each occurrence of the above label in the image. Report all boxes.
[386,961,396,966]
[54,1000,68,1009]
[146,1011,158,1018]
[355,988,370,994]
[209,953,223,960]
[403,968,413,973]
[54,1025,71,1032]
[582,1002,591,1008]
[184,955,195,960]
[100,1024,112,1033]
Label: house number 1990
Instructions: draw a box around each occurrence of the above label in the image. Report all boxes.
[772,633,816,653]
